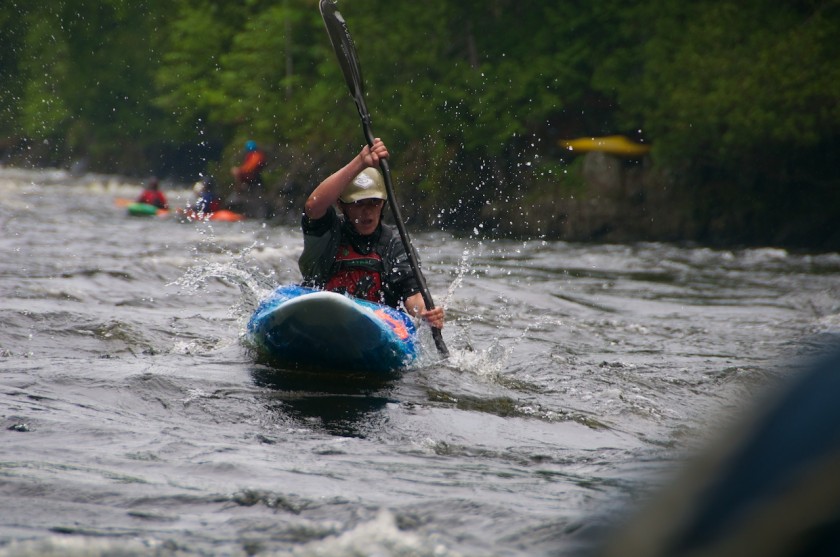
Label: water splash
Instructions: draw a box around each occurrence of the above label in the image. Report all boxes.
[442,245,472,310]
[446,341,511,379]
[293,509,458,557]
[171,249,276,323]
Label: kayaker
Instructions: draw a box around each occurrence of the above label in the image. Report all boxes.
[136,177,168,209]
[192,176,221,214]
[228,140,268,218]
[299,138,445,329]
[231,140,266,189]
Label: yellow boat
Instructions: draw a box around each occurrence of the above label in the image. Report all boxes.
[559,135,651,157]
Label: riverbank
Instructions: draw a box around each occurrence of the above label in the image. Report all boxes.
[4,147,838,252]
[477,151,840,252]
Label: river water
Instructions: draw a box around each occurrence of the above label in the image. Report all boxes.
[1,167,839,556]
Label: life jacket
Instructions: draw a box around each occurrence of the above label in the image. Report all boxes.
[238,150,266,183]
[301,211,419,308]
[324,243,385,303]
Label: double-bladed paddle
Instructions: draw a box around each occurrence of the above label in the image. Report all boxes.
[319,0,448,357]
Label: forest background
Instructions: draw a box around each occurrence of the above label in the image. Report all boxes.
[2,0,838,249]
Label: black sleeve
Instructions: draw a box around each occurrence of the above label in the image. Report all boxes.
[298,207,341,285]
[382,234,422,306]
[301,206,336,237]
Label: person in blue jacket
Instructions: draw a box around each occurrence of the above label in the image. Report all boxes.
[192,177,221,214]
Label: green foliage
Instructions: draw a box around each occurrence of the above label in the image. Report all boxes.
[154,3,238,131]
[604,0,840,167]
[6,0,172,169]
[18,12,72,139]
[0,3,32,131]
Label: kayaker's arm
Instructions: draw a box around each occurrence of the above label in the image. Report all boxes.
[304,139,389,219]
[405,292,445,329]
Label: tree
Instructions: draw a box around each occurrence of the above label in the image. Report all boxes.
[8,0,172,172]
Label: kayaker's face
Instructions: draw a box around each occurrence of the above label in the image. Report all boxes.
[341,199,384,236]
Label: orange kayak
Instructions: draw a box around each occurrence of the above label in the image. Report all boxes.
[176,208,246,222]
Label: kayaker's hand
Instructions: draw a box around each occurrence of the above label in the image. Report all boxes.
[406,292,444,329]
[359,138,388,168]
[420,307,445,330]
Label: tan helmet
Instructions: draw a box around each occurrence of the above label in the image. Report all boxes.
[339,168,387,203]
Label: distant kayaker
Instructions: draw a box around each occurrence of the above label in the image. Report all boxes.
[192,176,221,214]
[299,138,445,329]
[136,177,168,209]
[231,140,266,190]
[228,140,268,218]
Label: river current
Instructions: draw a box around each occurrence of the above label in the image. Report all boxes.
[1,167,839,556]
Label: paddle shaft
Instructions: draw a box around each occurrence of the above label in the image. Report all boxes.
[319,0,448,356]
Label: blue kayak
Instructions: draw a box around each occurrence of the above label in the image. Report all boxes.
[247,285,419,373]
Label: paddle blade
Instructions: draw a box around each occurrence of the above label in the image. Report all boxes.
[319,0,370,125]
